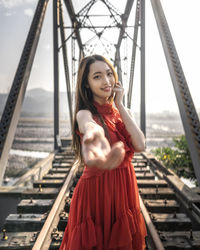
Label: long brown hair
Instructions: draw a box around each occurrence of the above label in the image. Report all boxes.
[72,55,118,166]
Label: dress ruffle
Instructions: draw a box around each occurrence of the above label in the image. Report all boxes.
[60,166,147,250]
[69,218,97,248]
[108,208,145,248]
[63,208,146,250]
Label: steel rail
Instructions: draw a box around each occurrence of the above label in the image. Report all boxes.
[21,151,200,249]
[139,195,165,250]
[32,163,77,250]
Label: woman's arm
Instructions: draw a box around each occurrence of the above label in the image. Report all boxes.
[76,110,125,169]
[117,105,145,152]
[113,83,145,152]
[76,110,101,134]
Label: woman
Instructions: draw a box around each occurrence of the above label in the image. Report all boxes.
[60,54,147,250]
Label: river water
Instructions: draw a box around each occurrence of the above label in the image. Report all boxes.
[10,149,49,158]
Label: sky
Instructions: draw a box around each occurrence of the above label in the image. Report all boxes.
[0,0,200,114]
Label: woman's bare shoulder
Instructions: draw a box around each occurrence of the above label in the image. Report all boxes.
[76,109,92,120]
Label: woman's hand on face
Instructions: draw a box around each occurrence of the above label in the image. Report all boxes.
[82,124,125,170]
[113,82,124,107]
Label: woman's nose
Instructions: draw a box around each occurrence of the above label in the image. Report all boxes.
[103,75,110,84]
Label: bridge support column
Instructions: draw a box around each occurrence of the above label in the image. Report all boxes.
[59,0,73,132]
[140,0,146,137]
[53,0,60,150]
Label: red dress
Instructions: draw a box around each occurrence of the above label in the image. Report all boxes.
[60,101,147,250]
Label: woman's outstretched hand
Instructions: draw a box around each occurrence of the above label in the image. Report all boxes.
[82,123,125,170]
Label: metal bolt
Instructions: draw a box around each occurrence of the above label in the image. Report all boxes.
[52,227,58,233]
[164,199,167,205]
[188,202,192,210]
[151,214,155,221]
[39,184,42,192]
[190,229,193,240]
[29,197,33,204]
[156,185,158,193]
[2,229,8,241]
[160,235,167,241]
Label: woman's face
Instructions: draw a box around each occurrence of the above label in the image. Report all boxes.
[87,60,115,104]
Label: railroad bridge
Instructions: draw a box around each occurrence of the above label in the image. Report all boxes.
[0,0,200,249]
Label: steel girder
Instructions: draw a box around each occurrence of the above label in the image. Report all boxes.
[140,0,146,137]
[127,0,140,108]
[59,0,73,132]
[0,0,49,185]
[53,0,60,150]
[151,0,200,185]
[63,0,84,55]
[114,0,135,68]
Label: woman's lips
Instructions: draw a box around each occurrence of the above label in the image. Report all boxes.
[102,86,112,92]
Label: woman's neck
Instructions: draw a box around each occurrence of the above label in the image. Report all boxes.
[93,97,109,105]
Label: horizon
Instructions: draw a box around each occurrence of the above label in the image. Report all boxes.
[1,86,200,115]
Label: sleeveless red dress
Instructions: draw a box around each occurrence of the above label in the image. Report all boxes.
[60,101,147,250]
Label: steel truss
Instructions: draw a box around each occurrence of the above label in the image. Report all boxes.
[1,0,200,187]
[151,0,200,185]
[0,0,49,185]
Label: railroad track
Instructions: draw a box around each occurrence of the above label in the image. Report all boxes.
[0,147,200,249]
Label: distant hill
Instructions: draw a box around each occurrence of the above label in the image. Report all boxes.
[0,88,199,119]
[0,88,73,118]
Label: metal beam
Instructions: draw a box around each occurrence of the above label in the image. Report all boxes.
[59,0,73,132]
[140,0,146,137]
[53,0,59,150]
[115,48,125,105]
[63,0,84,54]
[128,0,140,108]
[0,0,49,185]
[151,0,200,185]
[116,48,123,84]
[114,0,135,66]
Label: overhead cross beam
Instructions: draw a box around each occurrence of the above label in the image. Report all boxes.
[114,0,135,67]
[63,0,84,56]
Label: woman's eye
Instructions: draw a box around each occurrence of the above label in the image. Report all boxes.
[108,72,113,76]
[94,75,100,79]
